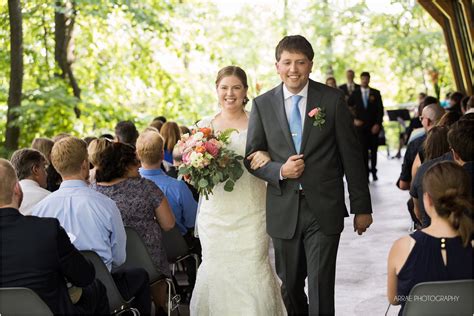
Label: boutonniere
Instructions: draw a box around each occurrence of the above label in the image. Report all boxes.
[369,95,376,102]
[308,107,326,128]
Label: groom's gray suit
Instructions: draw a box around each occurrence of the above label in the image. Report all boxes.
[245,79,372,315]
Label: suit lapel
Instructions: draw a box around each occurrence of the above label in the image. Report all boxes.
[301,81,323,153]
[272,84,296,153]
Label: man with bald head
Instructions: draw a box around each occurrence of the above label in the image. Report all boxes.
[397,103,445,190]
[0,159,109,314]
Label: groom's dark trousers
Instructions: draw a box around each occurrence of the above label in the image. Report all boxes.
[273,194,340,316]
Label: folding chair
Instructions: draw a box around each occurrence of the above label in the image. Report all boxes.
[0,287,53,316]
[403,279,473,316]
[123,226,180,315]
[80,250,139,315]
[162,226,200,276]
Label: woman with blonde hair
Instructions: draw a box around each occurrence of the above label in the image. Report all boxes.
[160,122,181,164]
[388,161,473,315]
[87,138,112,183]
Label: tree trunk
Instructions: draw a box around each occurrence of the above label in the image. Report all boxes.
[55,0,81,118]
[5,0,23,151]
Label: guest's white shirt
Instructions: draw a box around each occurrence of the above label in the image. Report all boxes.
[19,179,50,215]
[283,81,309,126]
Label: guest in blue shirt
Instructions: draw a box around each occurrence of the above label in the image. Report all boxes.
[137,129,197,235]
[32,136,151,315]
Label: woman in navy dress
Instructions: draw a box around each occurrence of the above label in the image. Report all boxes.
[387,161,473,315]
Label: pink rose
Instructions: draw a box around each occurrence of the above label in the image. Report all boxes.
[204,140,219,158]
[308,107,319,118]
[182,151,191,164]
[209,138,222,149]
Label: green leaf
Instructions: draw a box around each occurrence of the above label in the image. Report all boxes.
[198,178,209,188]
[223,180,235,192]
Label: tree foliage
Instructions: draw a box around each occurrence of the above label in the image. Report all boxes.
[1,0,453,154]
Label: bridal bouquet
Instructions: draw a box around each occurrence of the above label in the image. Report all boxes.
[175,127,244,199]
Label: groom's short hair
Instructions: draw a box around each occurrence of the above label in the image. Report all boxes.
[275,35,314,62]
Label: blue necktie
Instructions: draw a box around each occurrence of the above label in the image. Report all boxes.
[289,95,303,153]
[363,90,368,109]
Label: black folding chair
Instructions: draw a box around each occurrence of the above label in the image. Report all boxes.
[80,250,139,315]
[162,226,200,276]
[123,226,179,315]
[403,279,473,316]
[0,287,53,316]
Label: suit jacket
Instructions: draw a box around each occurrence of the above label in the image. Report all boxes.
[339,82,360,97]
[347,87,384,129]
[245,80,372,238]
[0,208,95,314]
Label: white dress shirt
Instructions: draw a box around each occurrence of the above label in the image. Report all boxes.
[32,180,126,271]
[19,179,50,215]
[283,81,309,126]
[360,87,370,104]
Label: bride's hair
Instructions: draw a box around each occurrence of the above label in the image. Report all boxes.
[216,66,249,105]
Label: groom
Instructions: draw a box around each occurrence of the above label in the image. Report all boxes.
[245,35,373,315]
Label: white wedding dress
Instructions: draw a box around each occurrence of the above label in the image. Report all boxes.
[190,116,285,316]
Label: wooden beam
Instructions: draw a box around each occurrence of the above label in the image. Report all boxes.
[418,0,473,95]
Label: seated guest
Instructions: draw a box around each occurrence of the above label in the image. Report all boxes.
[161,122,181,164]
[406,96,438,144]
[31,137,54,161]
[10,149,50,215]
[150,119,164,132]
[137,131,200,296]
[397,103,444,190]
[92,141,175,311]
[0,159,109,314]
[388,161,473,315]
[115,120,139,147]
[83,136,98,146]
[180,125,191,136]
[31,137,61,192]
[448,91,464,115]
[410,126,449,225]
[437,110,461,127]
[410,119,474,227]
[154,116,167,123]
[464,96,474,114]
[32,137,151,315]
[137,130,197,236]
[87,138,111,183]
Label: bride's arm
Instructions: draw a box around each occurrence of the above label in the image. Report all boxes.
[247,151,271,170]
[245,99,283,188]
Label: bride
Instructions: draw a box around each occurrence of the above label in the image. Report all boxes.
[190,66,285,315]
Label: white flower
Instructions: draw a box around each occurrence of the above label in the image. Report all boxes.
[194,132,204,141]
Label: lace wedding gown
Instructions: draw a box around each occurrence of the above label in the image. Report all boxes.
[190,117,285,316]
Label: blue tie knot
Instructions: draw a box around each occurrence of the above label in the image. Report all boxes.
[292,95,303,106]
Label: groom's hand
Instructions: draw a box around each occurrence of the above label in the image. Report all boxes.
[353,214,373,235]
[281,155,305,179]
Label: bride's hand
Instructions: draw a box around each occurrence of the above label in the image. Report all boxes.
[247,151,271,170]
